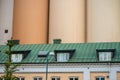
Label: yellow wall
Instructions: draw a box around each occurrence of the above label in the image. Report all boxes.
[13,0,48,44]
[117,72,120,80]
[90,72,109,80]
[0,72,83,80]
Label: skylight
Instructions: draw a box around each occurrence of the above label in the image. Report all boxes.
[38,51,49,57]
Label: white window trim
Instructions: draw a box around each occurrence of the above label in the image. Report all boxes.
[99,52,112,61]
[33,77,42,80]
[69,77,79,80]
[17,77,25,80]
[11,54,23,62]
[57,52,70,62]
[96,76,105,80]
[51,76,60,80]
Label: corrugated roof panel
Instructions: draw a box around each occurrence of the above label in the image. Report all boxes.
[0,42,120,63]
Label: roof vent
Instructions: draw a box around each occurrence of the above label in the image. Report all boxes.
[53,39,61,44]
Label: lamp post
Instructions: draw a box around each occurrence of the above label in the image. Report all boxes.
[46,52,49,80]
[38,51,54,80]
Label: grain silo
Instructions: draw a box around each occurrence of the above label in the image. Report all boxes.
[87,0,120,42]
[49,0,85,43]
[13,0,48,44]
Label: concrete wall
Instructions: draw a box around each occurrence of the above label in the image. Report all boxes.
[0,0,14,45]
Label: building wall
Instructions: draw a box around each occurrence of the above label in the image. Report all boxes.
[117,72,120,80]
[90,72,109,80]
[0,63,119,80]
[13,0,48,44]
[0,72,119,80]
[49,0,85,43]
[0,73,84,80]
[0,72,83,80]
[0,0,14,45]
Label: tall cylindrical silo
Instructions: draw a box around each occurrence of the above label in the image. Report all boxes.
[13,0,48,44]
[87,0,120,42]
[49,0,85,43]
[0,0,14,45]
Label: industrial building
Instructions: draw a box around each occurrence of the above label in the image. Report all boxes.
[0,0,120,44]
[0,0,120,80]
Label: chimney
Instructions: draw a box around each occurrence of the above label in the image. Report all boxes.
[53,39,61,44]
[8,40,20,45]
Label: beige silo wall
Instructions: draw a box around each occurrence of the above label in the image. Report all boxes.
[87,0,120,42]
[49,0,85,43]
[13,0,48,44]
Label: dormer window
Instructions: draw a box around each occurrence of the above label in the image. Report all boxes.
[12,54,23,62]
[54,49,75,62]
[98,52,112,61]
[96,49,115,61]
[11,50,31,62]
[57,52,70,62]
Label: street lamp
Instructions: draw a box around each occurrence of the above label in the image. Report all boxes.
[46,52,49,80]
[38,51,54,80]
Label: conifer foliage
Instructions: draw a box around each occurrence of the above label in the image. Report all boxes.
[0,40,19,80]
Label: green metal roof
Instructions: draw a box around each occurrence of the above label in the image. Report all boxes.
[0,42,120,64]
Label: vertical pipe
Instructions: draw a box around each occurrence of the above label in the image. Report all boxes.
[46,55,48,80]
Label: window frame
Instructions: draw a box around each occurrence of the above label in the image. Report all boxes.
[98,52,112,61]
[11,50,31,62]
[11,53,23,62]
[96,49,115,62]
[95,76,105,80]
[33,77,42,80]
[69,76,79,80]
[51,76,60,80]
[54,49,76,62]
[17,77,25,80]
[57,52,70,62]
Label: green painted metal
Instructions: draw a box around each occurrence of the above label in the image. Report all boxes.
[0,42,120,64]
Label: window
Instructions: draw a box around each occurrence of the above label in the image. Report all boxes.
[99,52,112,61]
[17,77,25,80]
[57,53,70,62]
[54,49,75,62]
[11,50,31,62]
[34,77,42,80]
[69,77,78,80]
[11,54,23,62]
[51,77,60,80]
[96,49,115,61]
[96,77,105,80]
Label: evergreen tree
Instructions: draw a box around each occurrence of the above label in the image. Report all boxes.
[0,40,19,80]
